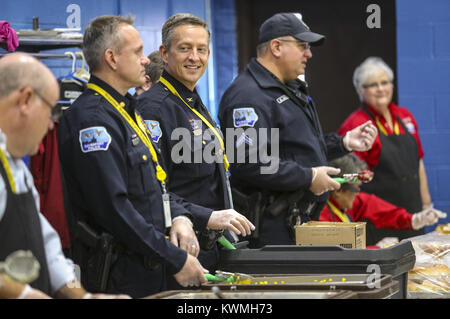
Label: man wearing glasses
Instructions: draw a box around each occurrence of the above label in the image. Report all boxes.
[218,12,378,247]
[0,52,128,299]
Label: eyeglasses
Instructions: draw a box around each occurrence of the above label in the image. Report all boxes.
[362,80,392,90]
[32,89,62,123]
[277,39,311,50]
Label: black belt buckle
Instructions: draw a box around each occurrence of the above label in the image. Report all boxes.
[304,201,316,216]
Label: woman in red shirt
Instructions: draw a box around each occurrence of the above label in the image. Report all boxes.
[320,154,444,247]
[338,57,433,243]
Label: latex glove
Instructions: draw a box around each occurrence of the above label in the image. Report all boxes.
[207,209,255,237]
[309,166,341,196]
[411,208,447,230]
[344,121,378,151]
[375,237,399,248]
[170,215,199,257]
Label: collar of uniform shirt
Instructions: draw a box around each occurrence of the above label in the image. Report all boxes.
[160,70,201,109]
[89,75,136,114]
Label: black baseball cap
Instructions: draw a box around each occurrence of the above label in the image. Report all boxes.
[258,12,325,46]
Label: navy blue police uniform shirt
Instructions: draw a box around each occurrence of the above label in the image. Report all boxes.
[137,70,231,232]
[218,58,348,206]
[58,75,189,272]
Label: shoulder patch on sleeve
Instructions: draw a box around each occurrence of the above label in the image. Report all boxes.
[145,120,162,143]
[79,126,112,153]
[232,107,259,128]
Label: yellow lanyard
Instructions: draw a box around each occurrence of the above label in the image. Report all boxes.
[159,76,230,172]
[0,147,17,194]
[375,117,399,136]
[327,200,350,223]
[86,83,167,188]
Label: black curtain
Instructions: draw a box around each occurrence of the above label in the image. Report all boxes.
[234,0,396,133]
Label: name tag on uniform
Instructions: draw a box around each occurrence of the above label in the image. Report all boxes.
[233,107,258,128]
[79,126,112,153]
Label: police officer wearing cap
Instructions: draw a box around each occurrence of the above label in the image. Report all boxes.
[58,15,208,298]
[137,13,255,277]
[218,12,378,247]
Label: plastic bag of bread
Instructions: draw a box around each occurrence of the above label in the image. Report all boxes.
[404,232,450,298]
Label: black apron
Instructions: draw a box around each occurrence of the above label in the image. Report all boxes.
[360,106,423,245]
[0,156,52,295]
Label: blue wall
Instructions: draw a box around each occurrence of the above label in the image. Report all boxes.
[397,0,450,226]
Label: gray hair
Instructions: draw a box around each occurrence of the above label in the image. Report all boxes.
[146,51,164,82]
[162,13,210,49]
[83,15,135,72]
[0,56,49,99]
[353,57,394,100]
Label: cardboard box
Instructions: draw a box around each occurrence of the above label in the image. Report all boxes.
[295,221,366,249]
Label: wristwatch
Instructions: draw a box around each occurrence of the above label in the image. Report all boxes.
[0,250,40,284]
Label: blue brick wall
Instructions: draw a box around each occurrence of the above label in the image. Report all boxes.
[397,0,450,227]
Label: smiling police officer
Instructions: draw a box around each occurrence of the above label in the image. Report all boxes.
[137,13,255,279]
[218,12,377,247]
[58,15,208,298]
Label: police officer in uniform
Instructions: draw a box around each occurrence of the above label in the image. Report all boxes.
[0,52,129,299]
[137,14,254,276]
[58,15,207,298]
[218,12,378,247]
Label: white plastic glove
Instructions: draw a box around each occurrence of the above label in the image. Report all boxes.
[375,237,399,248]
[411,208,447,230]
[344,120,378,151]
[309,166,341,195]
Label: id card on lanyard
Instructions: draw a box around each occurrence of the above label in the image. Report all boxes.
[87,83,172,228]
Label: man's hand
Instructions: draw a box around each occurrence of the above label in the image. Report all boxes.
[309,166,341,195]
[207,209,255,237]
[173,254,208,288]
[344,120,378,151]
[170,216,199,257]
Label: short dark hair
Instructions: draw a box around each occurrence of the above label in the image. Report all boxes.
[161,13,210,49]
[83,15,134,72]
